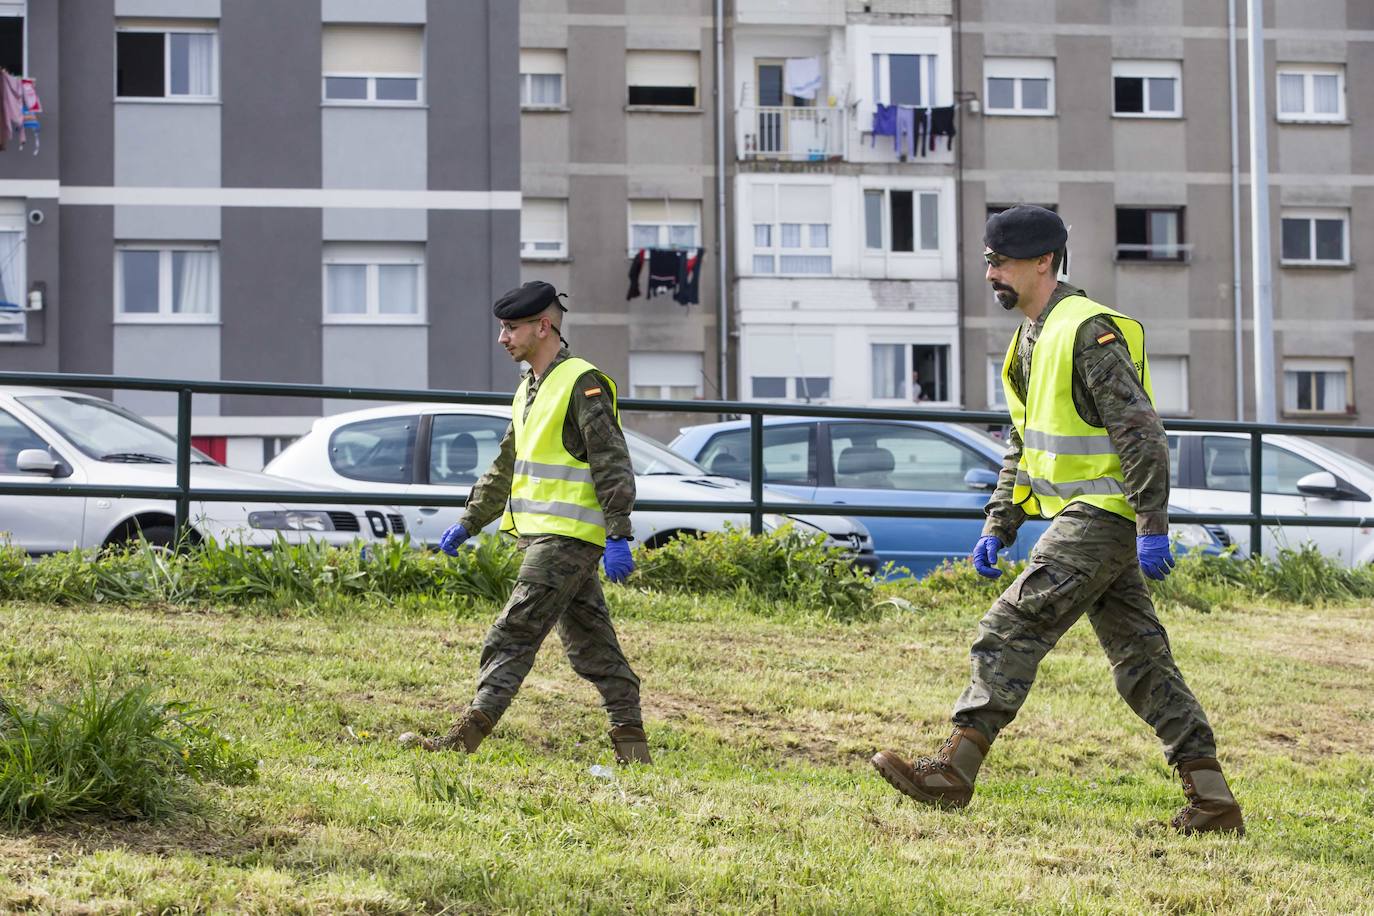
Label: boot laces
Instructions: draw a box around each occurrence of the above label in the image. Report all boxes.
[911,733,958,773]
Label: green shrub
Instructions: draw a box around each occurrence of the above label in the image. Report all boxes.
[0,675,257,827]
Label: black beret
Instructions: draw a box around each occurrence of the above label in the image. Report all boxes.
[984,205,1068,259]
[492,281,567,320]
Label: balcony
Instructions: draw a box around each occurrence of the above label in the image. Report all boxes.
[734,0,844,25]
[737,106,847,162]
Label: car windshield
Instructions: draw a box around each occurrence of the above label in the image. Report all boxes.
[18,395,216,464]
[625,430,709,476]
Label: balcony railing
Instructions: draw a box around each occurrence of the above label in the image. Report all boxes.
[737,106,847,162]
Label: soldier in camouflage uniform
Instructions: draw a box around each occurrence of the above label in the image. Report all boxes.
[399,281,649,765]
[872,206,1242,834]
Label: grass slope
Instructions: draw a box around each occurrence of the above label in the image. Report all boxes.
[2,591,1371,914]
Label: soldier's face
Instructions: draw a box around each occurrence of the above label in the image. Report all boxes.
[984,250,1042,311]
[498,318,542,362]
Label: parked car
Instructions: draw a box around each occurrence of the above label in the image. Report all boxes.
[0,387,404,553]
[671,417,1226,577]
[1167,430,1374,565]
[262,403,880,571]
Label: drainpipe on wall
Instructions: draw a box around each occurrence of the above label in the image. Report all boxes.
[953,0,966,407]
[1246,0,1277,423]
[714,0,730,399]
[1228,0,1245,420]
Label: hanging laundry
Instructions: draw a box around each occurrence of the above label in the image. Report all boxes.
[626,248,646,300]
[896,106,917,159]
[870,103,897,148]
[647,248,681,298]
[930,105,956,151]
[783,57,822,100]
[0,71,23,151]
[673,248,705,306]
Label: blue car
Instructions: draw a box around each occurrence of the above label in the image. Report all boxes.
[670,417,1225,577]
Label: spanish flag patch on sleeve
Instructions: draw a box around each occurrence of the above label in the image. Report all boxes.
[583,387,603,397]
[1096,332,1117,345]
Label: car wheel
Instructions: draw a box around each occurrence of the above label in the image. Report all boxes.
[643,529,703,549]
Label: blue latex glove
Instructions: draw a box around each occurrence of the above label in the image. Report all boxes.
[439,523,470,556]
[1137,534,1175,580]
[602,537,634,584]
[971,535,1004,579]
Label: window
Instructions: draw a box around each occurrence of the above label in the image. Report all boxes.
[1116,207,1185,261]
[521,199,567,260]
[329,415,417,484]
[1280,209,1348,265]
[116,24,218,99]
[627,50,698,107]
[984,57,1054,115]
[115,245,218,321]
[829,423,994,491]
[520,48,565,108]
[1202,437,1328,495]
[750,184,831,275]
[864,189,939,254]
[1112,60,1180,117]
[0,202,26,340]
[871,343,951,402]
[0,408,51,474]
[429,414,507,486]
[629,351,703,400]
[1277,65,1345,122]
[1283,358,1351,415]
[986,356,1007,409]
[628,200,700,253]
[323,244,424,322]
[322,25,423,103]
[695,424,817,485]
[0,6,23,74]
[1150,355,1189,415]
[872,53,937,107]
[749,333,832,403]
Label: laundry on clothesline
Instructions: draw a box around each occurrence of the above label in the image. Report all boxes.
[626,247,705,305]
[869,103,956,158]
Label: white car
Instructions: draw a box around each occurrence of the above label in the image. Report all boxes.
[1168,429,1374,565]
[0,387,404,553]
[263,402,880,571]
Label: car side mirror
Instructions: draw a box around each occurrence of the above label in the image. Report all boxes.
[1296,470,1367,501]
[964,467,999,490]
[16,448,61,476]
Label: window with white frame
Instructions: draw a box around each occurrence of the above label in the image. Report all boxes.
[521,199,567,260]
[871,342,951,403]
[1112,60,1181,117]
[627,50,698,107]
[628,200,700,253]
[864,188,940,254]
[116,22,218,99]
[984,57,1054,115]
[1150,355,1189,415]
[0,201,26,339]
[1283,358,1351,414]
[323,243,425,322]
[749,332,832,402]
[751,184,831,275]
[0,2,24,75]
[872,52,937,107]
[1281,209,1349,265]
[520,48,565,108]
[1116,207,1186,262]
[322,24,423,103]
[1277,65,1345,122]
[629,351,703,400]
[986,356,1007,409]
[115,244,219,321]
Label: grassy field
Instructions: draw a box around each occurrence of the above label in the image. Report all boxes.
[2,586,1372,914]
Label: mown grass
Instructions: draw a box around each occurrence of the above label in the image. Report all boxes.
[2,551,1372,912]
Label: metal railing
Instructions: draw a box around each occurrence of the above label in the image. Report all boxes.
[3,370,1374,555]
[737,106,847,161]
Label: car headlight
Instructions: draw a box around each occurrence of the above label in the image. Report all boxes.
[248,510,336,532]
[1170,523,1214,550]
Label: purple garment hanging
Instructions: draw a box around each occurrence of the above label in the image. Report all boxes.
[870,103,897,147]
[895,106,917,158]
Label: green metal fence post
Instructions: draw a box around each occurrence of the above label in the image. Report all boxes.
[749,412,764,535]
[175,388,192,544]
[1249,429,1263,557]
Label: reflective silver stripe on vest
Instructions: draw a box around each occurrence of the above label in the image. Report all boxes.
[1023,474,1125,499]
[508,498,606,528]
[1022,429,1118,456]
[513,459,594,484]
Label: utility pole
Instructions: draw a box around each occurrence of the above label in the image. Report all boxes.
[1247,0,1276,422]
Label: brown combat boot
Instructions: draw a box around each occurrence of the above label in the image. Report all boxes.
[609,725,652,765]
[871,726,990,809]
[398,707,494,753]
[1172,757,1244,835]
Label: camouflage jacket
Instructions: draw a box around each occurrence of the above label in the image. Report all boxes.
[983,282,1170,544]
[460,347,636,540]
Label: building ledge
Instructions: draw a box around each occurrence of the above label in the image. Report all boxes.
[625,105,704,114]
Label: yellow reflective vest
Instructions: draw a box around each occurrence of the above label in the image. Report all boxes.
[1001,295,1154,521]
[500,356,617,547]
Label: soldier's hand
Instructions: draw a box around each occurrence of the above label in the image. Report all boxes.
[602,537,634,583]
[439,523,470,556]
[1137,534,1175,580]
[971,535,1004,579]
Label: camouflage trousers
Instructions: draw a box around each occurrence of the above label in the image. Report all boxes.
[952,505,1217,765]
[471,535,643,728]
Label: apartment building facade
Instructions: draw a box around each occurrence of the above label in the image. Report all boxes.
[0,0,518,468]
